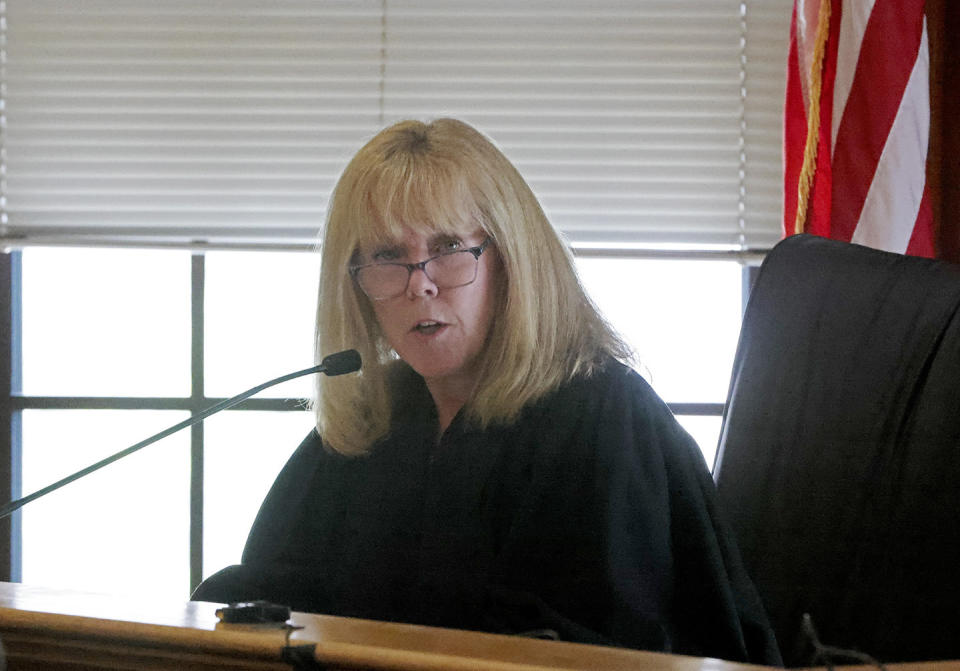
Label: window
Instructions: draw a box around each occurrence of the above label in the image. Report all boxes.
[4,247,747,597]
[577,256,746,466]
[20,408,192,596]
[8,248,323,594]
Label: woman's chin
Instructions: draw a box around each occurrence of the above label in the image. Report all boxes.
[402,355,477,390]
[408,361,460,382]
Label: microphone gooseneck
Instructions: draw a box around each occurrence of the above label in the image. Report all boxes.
[0,349,362,520]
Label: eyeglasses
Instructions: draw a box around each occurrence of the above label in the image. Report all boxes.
[350,238,492,301]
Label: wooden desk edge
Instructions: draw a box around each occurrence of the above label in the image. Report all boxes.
[3,582,958,671]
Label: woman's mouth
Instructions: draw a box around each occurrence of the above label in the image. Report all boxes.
[413,320,444,335]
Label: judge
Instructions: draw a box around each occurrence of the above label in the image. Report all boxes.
[194,118,781,664]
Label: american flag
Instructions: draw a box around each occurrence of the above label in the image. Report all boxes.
[783,0,934,257]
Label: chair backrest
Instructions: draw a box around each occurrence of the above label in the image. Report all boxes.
[714,234,960,666]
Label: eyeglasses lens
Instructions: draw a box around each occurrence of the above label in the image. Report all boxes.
[357,250,479,300]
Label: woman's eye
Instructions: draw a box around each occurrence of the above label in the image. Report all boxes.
[437,239,462,253]
[372,247,401,261]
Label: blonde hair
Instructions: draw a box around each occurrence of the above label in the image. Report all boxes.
[315,118,631,455]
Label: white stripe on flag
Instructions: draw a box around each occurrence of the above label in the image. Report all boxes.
[796,0,825,112]
[850,20,930,253]
[832,0,877,156]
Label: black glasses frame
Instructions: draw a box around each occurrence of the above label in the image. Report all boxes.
[349,237,493,300]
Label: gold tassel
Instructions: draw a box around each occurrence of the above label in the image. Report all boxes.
[794,0,832,235]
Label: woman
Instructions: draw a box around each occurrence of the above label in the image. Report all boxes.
[194,118,781,664]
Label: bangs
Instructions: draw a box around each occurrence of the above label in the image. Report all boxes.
[351,155,486,248]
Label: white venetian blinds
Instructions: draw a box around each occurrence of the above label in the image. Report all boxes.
[0,0,791,250]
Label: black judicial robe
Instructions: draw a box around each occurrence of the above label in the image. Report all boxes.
[194,361,781,665]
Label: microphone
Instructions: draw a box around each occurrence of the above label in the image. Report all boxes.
[0,349,361,520]
[318,348,361,377]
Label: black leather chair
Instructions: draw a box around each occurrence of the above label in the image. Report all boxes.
[714,234,960,666]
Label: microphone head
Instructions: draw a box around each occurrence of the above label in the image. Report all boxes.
[320,349,362,376]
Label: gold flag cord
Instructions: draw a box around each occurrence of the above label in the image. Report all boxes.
[794,0,833,235]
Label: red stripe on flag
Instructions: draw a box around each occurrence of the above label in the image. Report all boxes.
[782,0,841,238]
[828,0,925,242]
[905,187,934,257]
[782,5,804,237]
[807,0,841,239]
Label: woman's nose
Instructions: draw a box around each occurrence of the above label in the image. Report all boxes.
[406,265,438,297]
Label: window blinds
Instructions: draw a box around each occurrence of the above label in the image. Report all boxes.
[0,0,791,251]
